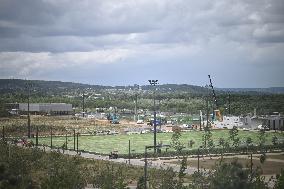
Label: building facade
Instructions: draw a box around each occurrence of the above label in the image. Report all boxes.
[7,103,73,115]
[263,115,284,130]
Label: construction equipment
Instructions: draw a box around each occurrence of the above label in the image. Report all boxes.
[107,113,120,124]
[208,75,222,121]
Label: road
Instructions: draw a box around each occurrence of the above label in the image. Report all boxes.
[35,145,199,175]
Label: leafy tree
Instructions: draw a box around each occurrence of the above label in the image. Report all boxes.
[171,129,184,154]
[92,165,128,189]
[245,137,253,153]
[190,159,268,189]
[41,153,84,189]
[229,126,240,148]
[272,135,278,146]
[203,123,213,148]
[158,167,178,189]
[136,176,145,189]
[188,139,195,148]
[274,169,284,189]
[258,130,266,148]
[246,137,253,147]
[177,156,187,188]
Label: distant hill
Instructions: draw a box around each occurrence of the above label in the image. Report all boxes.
[0,79,283,95]
[0,79,209,95]
[0,79,110,95]
[218,87,284,94]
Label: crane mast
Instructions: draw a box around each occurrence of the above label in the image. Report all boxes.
[208,75,218,109]
[208,75,222,121]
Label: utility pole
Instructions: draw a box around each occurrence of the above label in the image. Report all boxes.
[27,81,31,138]
[250,153,253,174]
[198,148,200,172]
[36,125,38,147]
[144,147,148,189]
[50,127,53,148]
[65,133,68,150]
[148,80,158,153]
[76,133,79,154]
[134,94,138,121]
[128,140,131,164]
[82,91,85,117]
[228,93,231,115]
[73,130,76,151]
[206,96,209,128]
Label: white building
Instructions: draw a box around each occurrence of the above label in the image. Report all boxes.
[9,103,73,115]
[213,116,244,129]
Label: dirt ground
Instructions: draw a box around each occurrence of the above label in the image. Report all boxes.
[169,153,284,175]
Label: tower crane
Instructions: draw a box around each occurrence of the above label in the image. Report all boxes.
[208,75,222,121]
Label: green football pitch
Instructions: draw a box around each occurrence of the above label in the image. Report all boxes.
[35,130,284,154]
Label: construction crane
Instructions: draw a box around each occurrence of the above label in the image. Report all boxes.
[208,75,222,121]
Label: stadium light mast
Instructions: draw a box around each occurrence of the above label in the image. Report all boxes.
[82,91,85,117]
[148,79,158,153]
[26,81,31,138]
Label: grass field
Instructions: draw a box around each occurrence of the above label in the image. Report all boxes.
[34,130,284,154]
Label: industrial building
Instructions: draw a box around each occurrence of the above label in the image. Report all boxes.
[7,103,73,115]
[263,115,284,130]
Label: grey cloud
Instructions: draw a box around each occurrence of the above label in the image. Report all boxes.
[0,0,283,52]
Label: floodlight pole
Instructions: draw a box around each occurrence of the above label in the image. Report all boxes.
[65,133,68,150]
[198,148,200,172]
[128,140,131,164]
[50,127,53,148]
[228,93,231,115]
[148,79,158,153]
[36,125,38,147]
[27,82,31,138]
[73,130,76,151]
[76,133,79,154]
[144,146,148,189]
[82,91,85,117]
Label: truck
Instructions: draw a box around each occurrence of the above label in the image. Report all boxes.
[147,120,161,126]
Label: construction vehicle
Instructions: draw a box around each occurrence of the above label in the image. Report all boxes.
[107,113,120,124]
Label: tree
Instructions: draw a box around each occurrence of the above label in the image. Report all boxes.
[177,156,187,188]
[190,159,268,189]
[274,169,284,189]
[258,130,266,148]
[158,167,178,189]
[188,139,195,148]
[246,137,253,147]
[202,123,213,149]
[272,135,278,146]
[136,176,145,189]
[229,126,240,148]
[246,137,253,153]
[171,129,184,154]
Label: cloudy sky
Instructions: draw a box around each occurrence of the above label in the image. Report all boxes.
[0,0,283,87]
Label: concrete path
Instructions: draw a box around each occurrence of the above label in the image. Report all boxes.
[33,145,199,175]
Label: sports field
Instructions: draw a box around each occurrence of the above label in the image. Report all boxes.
[34,130,284,154]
